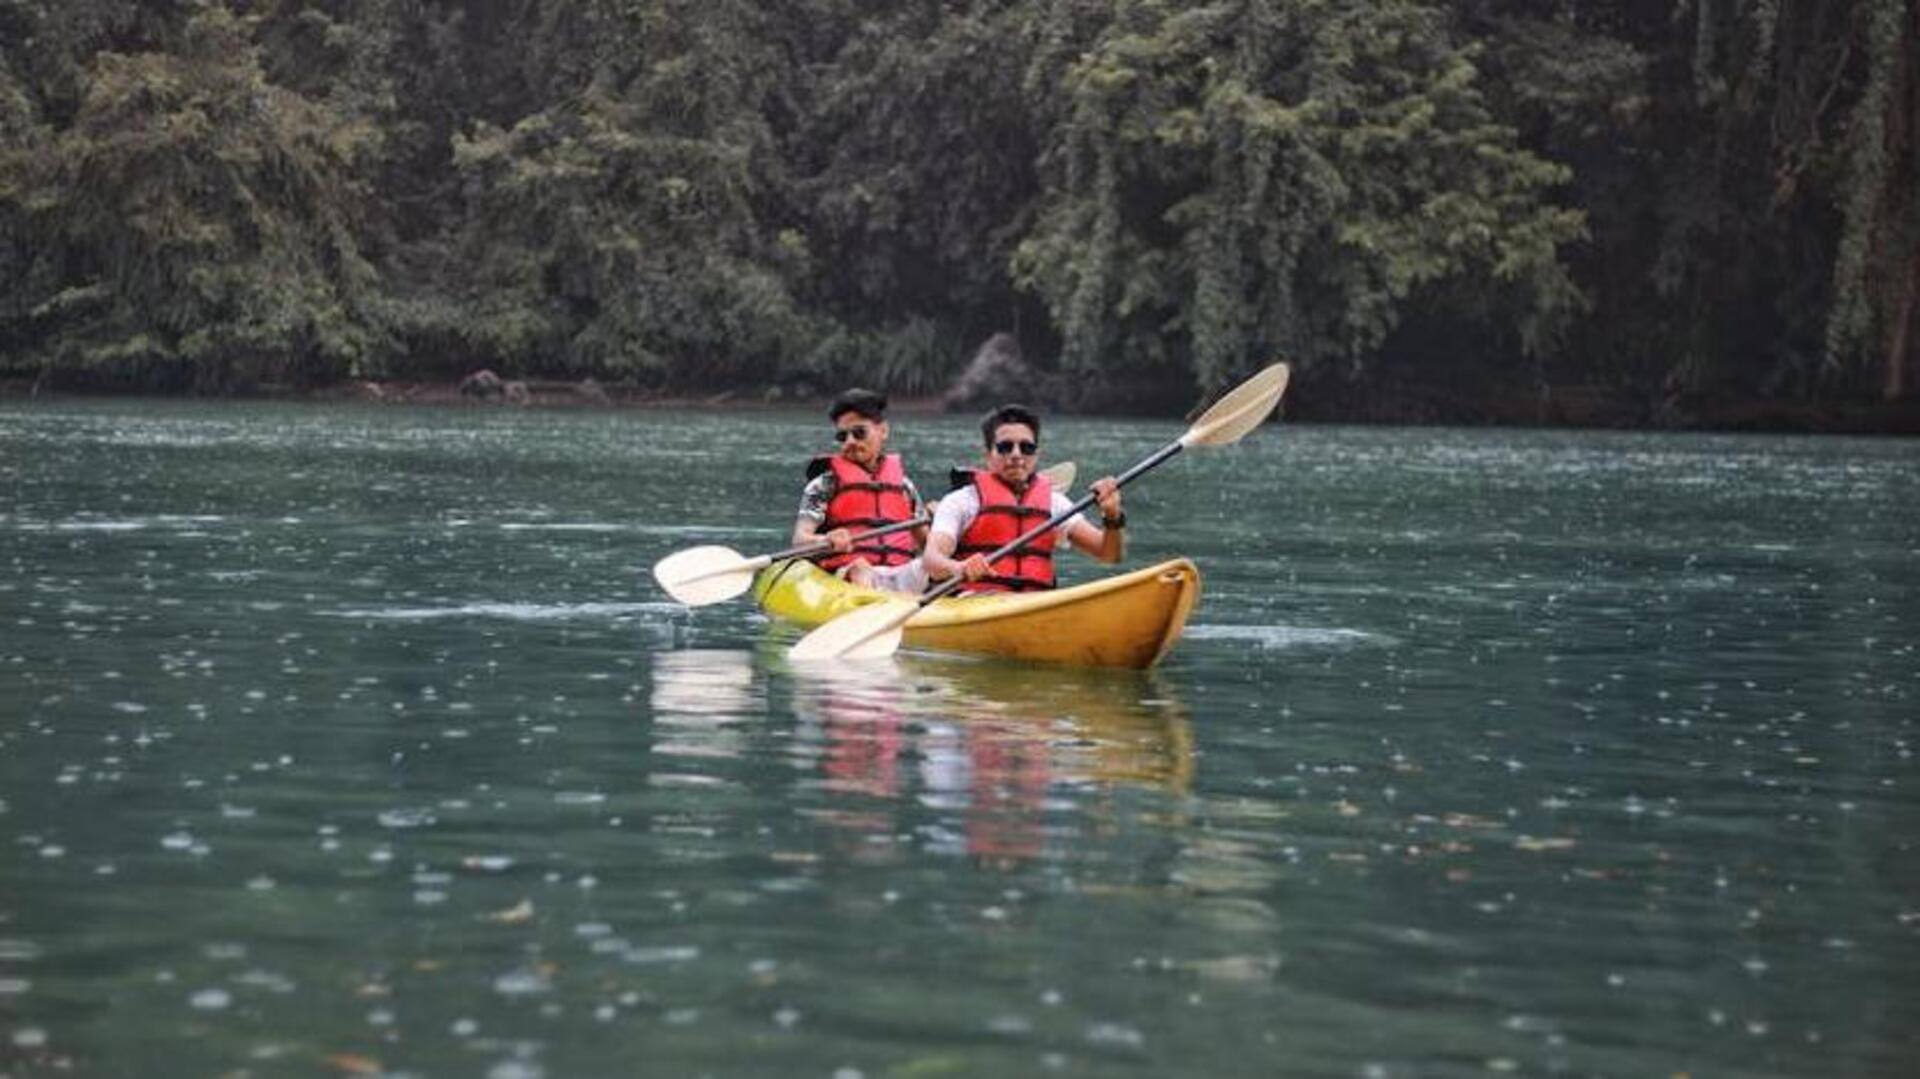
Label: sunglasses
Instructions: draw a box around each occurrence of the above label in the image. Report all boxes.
[993,439,1039,456]
[833,425,871,443]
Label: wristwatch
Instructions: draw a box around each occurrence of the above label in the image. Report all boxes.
[1102,512,1126,529]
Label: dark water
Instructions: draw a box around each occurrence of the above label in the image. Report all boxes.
[2,400,1917,1076]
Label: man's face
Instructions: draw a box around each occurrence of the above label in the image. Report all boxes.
[833,413,887,467]
[986,422,1039,486]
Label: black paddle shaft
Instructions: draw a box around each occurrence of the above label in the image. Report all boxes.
[767,514,931,563]
[919,440,1184,605]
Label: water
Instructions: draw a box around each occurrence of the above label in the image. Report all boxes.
[2,400,1917,1076]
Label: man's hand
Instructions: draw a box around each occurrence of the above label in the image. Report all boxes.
[1090,477,1122,521]
[959,553,992,582]
[825,527,853,554]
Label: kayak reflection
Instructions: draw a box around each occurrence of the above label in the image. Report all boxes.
[787,655,1193,869]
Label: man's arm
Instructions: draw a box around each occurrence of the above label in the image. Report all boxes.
[923,529,963,580]
[904,476,932,549]
[923,489,985,581]
[792,475,852,552]
[1063,477,1125,563]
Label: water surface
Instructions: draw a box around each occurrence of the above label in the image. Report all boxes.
[2,400,1917,1075]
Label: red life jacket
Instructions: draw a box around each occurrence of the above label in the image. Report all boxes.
[954,470,1056,593]
[815,453,916,570]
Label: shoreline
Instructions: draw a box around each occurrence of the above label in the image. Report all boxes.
[4,374,1917,435]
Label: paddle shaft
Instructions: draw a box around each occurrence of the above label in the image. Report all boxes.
[769,515,929,564]
[917,441,1183,606]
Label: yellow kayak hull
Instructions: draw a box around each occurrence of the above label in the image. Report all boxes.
[751,558,1202,668]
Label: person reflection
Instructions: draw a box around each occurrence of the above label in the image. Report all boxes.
[794,657,1194,872]
[787,661,912,861]
[818,687,904,799]
[919,714,1053,869]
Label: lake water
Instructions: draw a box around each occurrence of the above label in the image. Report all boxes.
[2,400,1916,1076]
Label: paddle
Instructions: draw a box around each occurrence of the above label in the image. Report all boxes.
[653,461,1077,606]
[788,361,1291,662]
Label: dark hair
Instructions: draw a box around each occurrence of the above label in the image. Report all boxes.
[980,404,1041,447]
[828,388,888,423]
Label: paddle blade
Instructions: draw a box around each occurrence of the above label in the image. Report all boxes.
[1182,362,1290,447]
[788,598,917,662]
[652,545,758,606]
[1040,460,1076,492]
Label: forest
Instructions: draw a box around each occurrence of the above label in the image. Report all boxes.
[0,1,1914,429]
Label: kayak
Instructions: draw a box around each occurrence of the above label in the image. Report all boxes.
[754,558,1202,668]
[751,558,1202,668]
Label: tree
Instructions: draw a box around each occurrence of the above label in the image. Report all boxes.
[1824,0,1916,399]
[1461,0,1918,413]
[784,2,1049,391]
[1015,0,1584,397]
[0,3,384,391]
[430,0,814,385]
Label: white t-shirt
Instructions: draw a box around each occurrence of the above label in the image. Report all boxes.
[929,485,1080,548]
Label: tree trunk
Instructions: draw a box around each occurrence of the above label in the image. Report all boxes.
[1888,251,1915,399]
[1885,6,1917,400]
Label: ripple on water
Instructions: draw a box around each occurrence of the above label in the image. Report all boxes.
[496,522,641,535]
[377,808,437,829]
[493,968,552,996]
[1182,623,1384,649]
[625,945,699,965]
[328,601,677,621]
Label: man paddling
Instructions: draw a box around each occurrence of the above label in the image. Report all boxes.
[793,389,928,579]
[922,404,1124,593]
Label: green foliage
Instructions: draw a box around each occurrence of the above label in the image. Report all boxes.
[794,4,1040,322]
[798,317,969,398]
[1015,0,1584,395]
[1426,0,1920,417]
[0,3,384,391]
[1823,0,1912,383]
[0,0,1911,415]
[439,0,813,384]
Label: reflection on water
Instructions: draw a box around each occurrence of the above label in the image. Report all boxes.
[649,650,1194,871]
[787,661,909,802]
[646,650,765,815]
[841,660,1188,872]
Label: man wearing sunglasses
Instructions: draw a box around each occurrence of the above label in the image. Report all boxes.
[922,404,1124,593]
[793,389,928,580]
